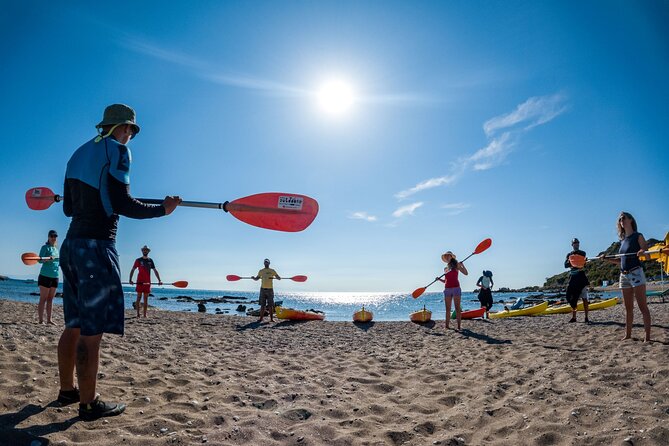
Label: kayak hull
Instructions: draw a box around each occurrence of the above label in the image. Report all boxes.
[275,306,324,321]
[410,309,432,323]
[451,307,486,320]
[541,297,619,315]
[353,309,373,322]
[489,301,549,319]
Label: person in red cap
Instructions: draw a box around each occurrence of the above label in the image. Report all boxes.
[129,245,163,318]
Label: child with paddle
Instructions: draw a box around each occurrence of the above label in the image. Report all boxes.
[564,238,590,323]
[56,104,181,421]
[603,212,651,342]
[129,245,163,318]
[437,252,468,330]
[252,258,281,322]
[36,229,60,325]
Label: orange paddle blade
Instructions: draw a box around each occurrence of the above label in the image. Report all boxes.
[227,193,319,232]
[21,252,40,266]
[474,238,492,254]
[290,275,308,282]
[412,287,426,299]
[568,254,586,268]
[172,281,189,288]
[226,275,242,281]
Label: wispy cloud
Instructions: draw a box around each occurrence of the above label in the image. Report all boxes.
[392,202,423,218]
[441,202,471,215]
[349,211,378,222]
[396,93,567,199]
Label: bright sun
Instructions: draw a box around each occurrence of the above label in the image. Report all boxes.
[316,80,355,115]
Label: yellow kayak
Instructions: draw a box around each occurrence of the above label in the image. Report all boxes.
[488,301,548,319]
[410,308,432,323]
[541,297,619,315]
[353,307,373,322]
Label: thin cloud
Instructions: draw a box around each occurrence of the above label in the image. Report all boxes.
[441,202,471,215]
[349,211,378,222]
[392,202,424,218]
[396,93,567,198]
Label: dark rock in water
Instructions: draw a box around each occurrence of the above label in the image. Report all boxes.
[197,303,206,312]
[55,292,63,298]
[159,297,168,300]
[236,305,247,312]
[30,292,39,296]
[215,308,221,312]
[149,293,154,297]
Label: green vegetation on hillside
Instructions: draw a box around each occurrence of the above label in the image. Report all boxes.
[543,238,665,289]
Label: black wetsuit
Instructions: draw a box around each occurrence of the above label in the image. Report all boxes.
[565,249,589,309]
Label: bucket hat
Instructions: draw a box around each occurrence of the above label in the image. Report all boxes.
[96,104,140,135]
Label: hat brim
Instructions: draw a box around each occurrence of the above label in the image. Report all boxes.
[96,120,140,135]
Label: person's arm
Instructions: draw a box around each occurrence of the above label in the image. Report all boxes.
[564,253,571,269]
[63,178,73,217]
[274,270,281,280]
[129,266,136,284]
[638,234,648,254]
[38,245,47,264]
[153,267,162,285]
[436,276,445,283]
[490,278,494,288]
[108,175,168,219]
[476,276,482,287]
[459,262,468,275]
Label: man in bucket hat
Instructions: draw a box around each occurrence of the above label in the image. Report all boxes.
[57,104,181,421]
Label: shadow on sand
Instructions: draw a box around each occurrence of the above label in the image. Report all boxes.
[0,402,78,445]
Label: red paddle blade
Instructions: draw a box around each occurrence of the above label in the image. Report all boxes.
[412,287,426,299]
[21,252,40,266]
[228,193,319,232]
[474,238,492,254]
[226,275,242,281]
[172,281,189,288]
[568,254,586,268]
[290,275,308,282]
[26,187,59,210]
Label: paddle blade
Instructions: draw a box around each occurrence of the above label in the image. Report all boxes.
[21,252,40,266]
[226,275,242,281]
[290,275,308,282]
[172,281,189,288]
[568,254,586,268]
[228,193,319,232]
[26,187,59,210]
[474,238,492,254]
[412,287,426,299]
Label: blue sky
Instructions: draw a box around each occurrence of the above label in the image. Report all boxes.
[1,1,668,292]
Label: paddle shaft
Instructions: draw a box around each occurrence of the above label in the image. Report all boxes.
[138,199,314,215]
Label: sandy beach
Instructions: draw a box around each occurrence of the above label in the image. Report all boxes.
[1,299,668,446]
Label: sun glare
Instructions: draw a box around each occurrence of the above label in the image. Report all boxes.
[316,80,355,115]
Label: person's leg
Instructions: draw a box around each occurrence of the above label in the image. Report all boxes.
[582,298,589,323]
[46,286,57,324]
[621,287,635,340]
[258,291,266,322]
[444,295,452,329]
[76,334,103,404]
[58,327,80,391]
[135,293,141,318]
[38,285,48,323]
[268,290,275,322]
[142,292,148,318]
[454,293,462,330]
[633,285,651,342]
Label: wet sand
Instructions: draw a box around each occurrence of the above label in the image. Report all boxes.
[1,299,668,445]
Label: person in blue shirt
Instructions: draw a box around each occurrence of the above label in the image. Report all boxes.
[57,104,181,420]
[37,229,60,325]
[604,211,651,342]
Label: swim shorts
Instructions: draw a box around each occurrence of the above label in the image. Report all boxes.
[60,238,125,336]
[259,288,275,307]
[135,284,151,294]
[443,287,461,299]
[38,274,59,288]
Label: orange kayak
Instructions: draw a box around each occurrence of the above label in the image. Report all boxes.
[275,306,324,321]
[410,307,432,323]
[451,307,486,320]
[353,307,373,322]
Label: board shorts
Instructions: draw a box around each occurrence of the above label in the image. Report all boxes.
[60,238,125,336]
[135,283,151,294]
[38,274,59,289]
[443,287,461,299]
[478,288,493,310]
[259,288,275,307]
[619,267,646,289]
[566,271,590,309]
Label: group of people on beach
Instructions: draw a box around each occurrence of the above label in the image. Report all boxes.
[29,103,657,423]
[440,211,652,342]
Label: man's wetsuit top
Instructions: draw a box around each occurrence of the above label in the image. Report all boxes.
[63,136,165,240]
[133,257,155,284]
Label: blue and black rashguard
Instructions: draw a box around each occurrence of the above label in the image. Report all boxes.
[63,136,165,240]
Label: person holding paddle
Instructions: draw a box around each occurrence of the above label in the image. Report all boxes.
[129,245,162,318]
[603,212,651,342]
[56,104,181,421]
[564,238,590,323]
[437,251,468,330]
[36,229,60,325]
[252,258,281,322]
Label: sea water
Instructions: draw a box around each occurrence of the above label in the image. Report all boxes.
[0,279,619,322]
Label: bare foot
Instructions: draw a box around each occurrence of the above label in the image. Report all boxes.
[643,338,651,343]
[621,335,632,341]
[47,321,56,325]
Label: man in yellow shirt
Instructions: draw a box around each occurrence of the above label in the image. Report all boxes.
[252,258,281,322]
